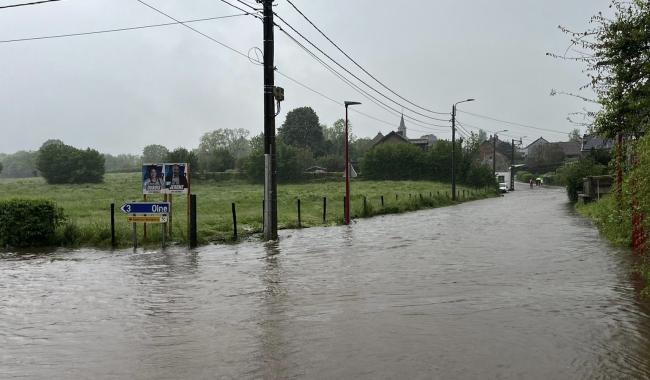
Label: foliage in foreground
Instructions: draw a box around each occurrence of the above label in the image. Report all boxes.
[0,199,66,247]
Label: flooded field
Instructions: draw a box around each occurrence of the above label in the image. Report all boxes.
[2,184,649,379]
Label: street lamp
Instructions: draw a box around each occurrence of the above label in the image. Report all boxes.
[492,129,508,175]
[451,98,475,201]
[344,101,361,225]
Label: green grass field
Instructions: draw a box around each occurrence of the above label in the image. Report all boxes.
[0,173,494,247]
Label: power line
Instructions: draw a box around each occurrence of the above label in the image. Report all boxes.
[274,21,450,129]
[134,0,252,60]
[0,14,249,44]
[457,110,569,135]
[284,0,448,116]
[272,11,450,123]
[216,0,261,17]
[128,1,442,137]
[0,0,61,9]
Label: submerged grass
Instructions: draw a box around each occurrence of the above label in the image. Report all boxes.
[0,173,495,248]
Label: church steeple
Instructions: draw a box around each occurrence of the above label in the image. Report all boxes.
[397,113,407,138]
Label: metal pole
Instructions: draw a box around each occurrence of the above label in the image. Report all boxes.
[110,203,116,248]
[262,0,278,241]
[510,139,515,191]
[493,134,497,175]
[451,104,456,201]
[345,105,351,225]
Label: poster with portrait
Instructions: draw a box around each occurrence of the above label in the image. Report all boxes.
[142,164,165,194]
[164,163,189,194]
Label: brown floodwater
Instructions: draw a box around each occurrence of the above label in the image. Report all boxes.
[2,184,650,379]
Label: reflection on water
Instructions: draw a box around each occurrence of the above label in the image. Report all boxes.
[1,184,650,379]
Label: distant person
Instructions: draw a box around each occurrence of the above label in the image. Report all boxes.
[144,165,163,191]
[166,164,188,191]
[529,178,534,188]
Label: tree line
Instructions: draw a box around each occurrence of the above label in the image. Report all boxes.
[2,105,495,187]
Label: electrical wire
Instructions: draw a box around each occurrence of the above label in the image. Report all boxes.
[0,14,250,44]
[0,0,61,9]
[134,0,252,60]
[457,110,569,135]
[272,12,450,123]
[274,22,450,129]
[284,0,448,116]
[216,0,261,18]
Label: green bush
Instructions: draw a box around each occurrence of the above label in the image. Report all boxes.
[361,143,428,180]
[0,199,66,247]
[557,158,607,202]
[37,141,105,184]
[516,170,534,183]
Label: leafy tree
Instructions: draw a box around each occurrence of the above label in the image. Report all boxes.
[0,151,38,178]
[103,154,141,173]
[278,107,325,156]
[210,148,236,172]
[244,140,313,183]
[0,161,3,175]
[568,128,582,142]
[350,137,373,161]
[142,144,169,163]
[554,1,650,138]
[477,129,488,143]
[198,128,250,171]
[37,142,105,184]
[166,148,199,172]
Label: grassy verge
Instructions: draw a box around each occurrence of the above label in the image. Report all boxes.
[576,195,650,296]
[0,173,495,248]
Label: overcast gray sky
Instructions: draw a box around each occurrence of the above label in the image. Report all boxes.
[0,0,611,155]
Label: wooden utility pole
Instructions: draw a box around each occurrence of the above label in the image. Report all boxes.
[262,0,278,240]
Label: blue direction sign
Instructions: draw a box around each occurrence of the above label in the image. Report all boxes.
[120,202,170,215]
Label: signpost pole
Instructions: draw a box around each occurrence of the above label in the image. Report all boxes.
[168,194,173,238]
[143,194,148,240]
[187,163,191,247]
[132,223,137,250]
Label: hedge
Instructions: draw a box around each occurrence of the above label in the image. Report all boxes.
[0,199,66,247]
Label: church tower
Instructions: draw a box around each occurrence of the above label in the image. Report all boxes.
[397,114,407,138]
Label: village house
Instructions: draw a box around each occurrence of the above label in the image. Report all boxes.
[478,137,511,171]
[371,115,437,150]
[519,137,549,158]
[581,134,615,157]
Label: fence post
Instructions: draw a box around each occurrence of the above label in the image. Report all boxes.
[297,198,301,228]
[323,197,327,223]
[381,195,384,207]
[232,202,238,240]
[110,203,116,248]
[189,194,197,248]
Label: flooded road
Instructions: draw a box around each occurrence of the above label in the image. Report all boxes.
[2,184,650,379]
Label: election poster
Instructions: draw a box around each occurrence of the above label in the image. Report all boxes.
[164,163,189,194]
[142,164,165,194]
